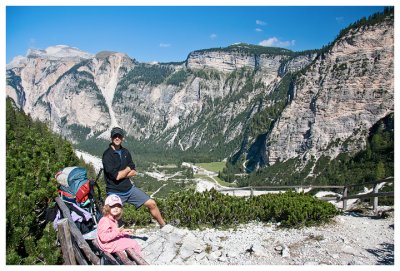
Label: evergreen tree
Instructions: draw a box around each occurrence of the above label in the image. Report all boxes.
[375,161,386,180]
[6,98,84,264]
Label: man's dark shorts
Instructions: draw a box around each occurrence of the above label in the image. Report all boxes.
[107,186,150,209]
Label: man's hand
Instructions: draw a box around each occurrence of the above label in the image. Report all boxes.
[116,166,132,181]
[127,169,137,178]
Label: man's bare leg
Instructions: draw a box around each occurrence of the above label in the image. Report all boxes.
[143,199,166,227]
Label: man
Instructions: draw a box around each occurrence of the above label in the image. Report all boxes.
[102,127,166,227]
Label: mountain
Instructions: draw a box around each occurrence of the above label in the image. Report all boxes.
[244,12,394,173]
[6,9,394,182]
[6,43,316,146]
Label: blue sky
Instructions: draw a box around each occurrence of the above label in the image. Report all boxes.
[6,6,388,64]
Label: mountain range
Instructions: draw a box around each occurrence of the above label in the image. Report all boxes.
[6,9,394,182]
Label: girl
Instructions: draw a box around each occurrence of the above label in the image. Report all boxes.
[96,194,142,256]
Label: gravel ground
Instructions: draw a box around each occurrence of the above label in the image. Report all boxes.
[135,207,394,266]
[200,213,394,265]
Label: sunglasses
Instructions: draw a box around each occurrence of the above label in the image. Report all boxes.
[109,204,122,208]
[112,134,123,139]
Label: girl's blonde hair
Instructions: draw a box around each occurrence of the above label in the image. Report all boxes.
[102,204,123,220]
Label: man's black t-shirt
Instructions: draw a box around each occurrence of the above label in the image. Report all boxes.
[102,144,136,193]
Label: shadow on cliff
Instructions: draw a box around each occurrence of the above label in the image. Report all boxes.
[244,133,268,173]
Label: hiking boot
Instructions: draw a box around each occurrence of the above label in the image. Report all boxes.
[169,219,180,227]
[160,219,180,231]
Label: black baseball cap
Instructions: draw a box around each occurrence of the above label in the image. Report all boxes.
[111,127,124,138]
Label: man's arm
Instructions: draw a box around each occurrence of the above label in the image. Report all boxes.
[119,149,137,179]
[103,152,120,181]
[103,150,137,181]
[125,150,136,170]
[116,167,136,180]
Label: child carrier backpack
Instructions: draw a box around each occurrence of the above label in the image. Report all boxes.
[55,167,91,204]
[51,167,104,233]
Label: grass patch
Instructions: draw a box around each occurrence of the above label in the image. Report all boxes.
[214,176,237,187]
[196,161,226,172]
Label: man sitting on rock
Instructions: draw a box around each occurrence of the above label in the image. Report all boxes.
[102,127,166,228]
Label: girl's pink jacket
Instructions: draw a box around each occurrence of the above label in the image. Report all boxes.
[96,215,141,254]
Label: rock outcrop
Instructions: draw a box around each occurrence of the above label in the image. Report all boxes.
[134,213,394,265]
[186,45,315,74]
[263,19,394,168]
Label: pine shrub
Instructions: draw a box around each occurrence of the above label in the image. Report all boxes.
[6,98,83,264]
[123,189,338,229]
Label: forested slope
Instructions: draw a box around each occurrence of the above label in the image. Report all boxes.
[6,98,95,264]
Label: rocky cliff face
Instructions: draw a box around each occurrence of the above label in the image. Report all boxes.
[6,13,394,172]
[6,46,136,140]
[187,50,258,72]
[254,18,394,172]
[186,46,315,75]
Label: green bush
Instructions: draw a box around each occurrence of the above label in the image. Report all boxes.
[123,189,338,229]
[249,191,338,227]
[6,98,95,264]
